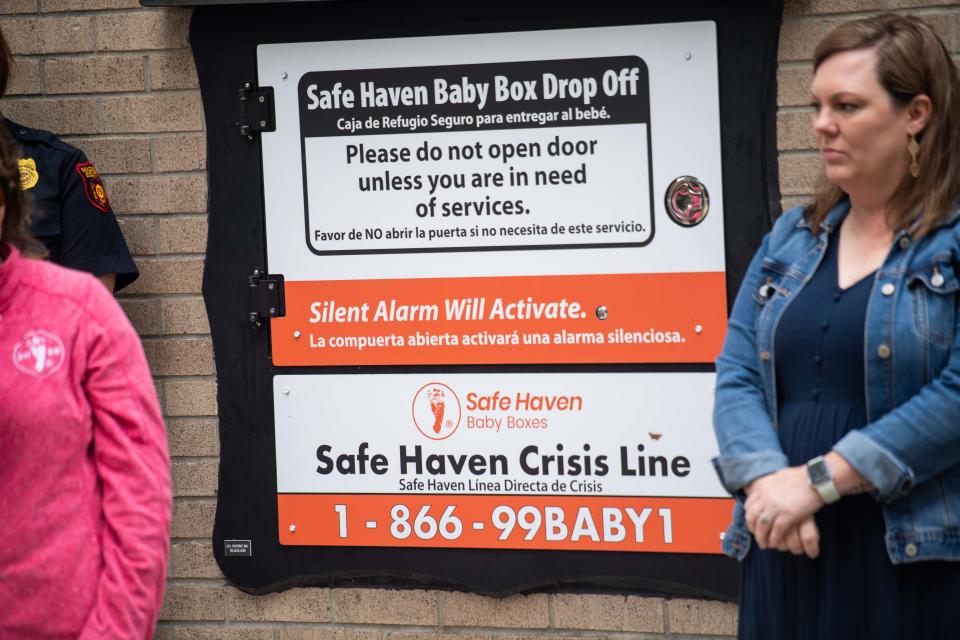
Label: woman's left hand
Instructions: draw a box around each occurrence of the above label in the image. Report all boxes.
[744,466,824,549]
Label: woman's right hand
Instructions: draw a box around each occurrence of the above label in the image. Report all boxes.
[779,516,820,559]
[743,474,820,559]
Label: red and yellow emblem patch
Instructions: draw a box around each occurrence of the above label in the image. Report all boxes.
[75,162,110,213]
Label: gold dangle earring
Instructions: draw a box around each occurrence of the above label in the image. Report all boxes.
[908,132,920,178]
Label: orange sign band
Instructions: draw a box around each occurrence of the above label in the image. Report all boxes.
[271,272,727,365]
[278,493,732,553]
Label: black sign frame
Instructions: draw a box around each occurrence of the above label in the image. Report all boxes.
[194,0,783,598]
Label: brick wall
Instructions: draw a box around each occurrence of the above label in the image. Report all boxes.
[2,1,956,638]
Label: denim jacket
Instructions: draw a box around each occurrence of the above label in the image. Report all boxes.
[713,199,960,563]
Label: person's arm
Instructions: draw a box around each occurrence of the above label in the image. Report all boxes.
[58,150,138,292]
[97,273,116,292]
[831,315,960,502]
[712,228,789,494]
[745,268,960,547]
[76,278,170,640]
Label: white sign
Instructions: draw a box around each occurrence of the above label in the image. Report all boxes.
[257,21,724,282]
[275,373,726,498]
[273,373,731,552]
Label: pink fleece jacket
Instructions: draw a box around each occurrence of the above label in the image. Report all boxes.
[0,246,171,639]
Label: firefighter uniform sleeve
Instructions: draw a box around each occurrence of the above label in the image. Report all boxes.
[57,148,139,291]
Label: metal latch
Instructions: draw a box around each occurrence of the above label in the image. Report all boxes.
[249,268,285,328]
[238,83,275,141]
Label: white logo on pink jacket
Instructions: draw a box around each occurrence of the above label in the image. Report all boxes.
[12,330,65,378]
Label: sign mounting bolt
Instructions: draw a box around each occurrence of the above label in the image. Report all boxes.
[281,71,288,80]
[684,51,693,61]
[293,330,301,339]
[596,306,608,320]
[282,387,290,395]
[289,524,296,533]
[695,324,703,334]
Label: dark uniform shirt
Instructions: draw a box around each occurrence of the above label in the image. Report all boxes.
[5,118,139,291]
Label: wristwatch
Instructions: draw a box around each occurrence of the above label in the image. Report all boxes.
[806,455,840,504]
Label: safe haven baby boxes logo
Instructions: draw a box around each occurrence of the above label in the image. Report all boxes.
[412,382,584,441]
[412,382,462,440]
[12,330,66,379]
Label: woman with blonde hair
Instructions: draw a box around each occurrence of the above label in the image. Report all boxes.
[713,14,960,639]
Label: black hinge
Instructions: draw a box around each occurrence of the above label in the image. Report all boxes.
[238,83,276,141]
[249,268,285,328]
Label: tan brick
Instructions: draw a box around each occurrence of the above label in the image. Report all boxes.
[117,217,156,256]
[175,630,274,640]
[123,258,203,295]
[149,51,199,90]
[779,152,822,195]
[120,297,160,336]
[781,196,811,212]
[164,377,217,416]
[144,338,214,376]
[62,136,151,174]
[334,588,437,625]
[668,599,738,636]
[172,459,218,497]
[442,592,548,628]
[7,58,41,96]
[43,0,140,10]
[170,542,222,579]
[787,0,884,13]
[778,66,813,107]
[228,586,331,623]
[153,625,174,640]
[97,10,190,52]
[46,55,144,94]
[0,0,38,14]
[888,0,959,7]
[494,636,606,640]
[160,216,207,254]
[0,16,93,54]
[779,20,823,62]
[110,175,207,213]
[171,499,216,538]
[161,297,210,335]
[281,630,381,640]
[553,594,664,633]
[783,0,814,14]
[388,635,490,640]
[101,93,203,134]
[777,110,816,151]
[154,134,206,172]
[0,98,97,134]
[159,583,224,621]
[167,418,219,457]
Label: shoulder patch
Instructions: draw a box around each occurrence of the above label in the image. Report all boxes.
[75,162,110,212]
[18,158,38,190]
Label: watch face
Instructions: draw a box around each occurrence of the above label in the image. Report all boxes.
[808,458,830,485]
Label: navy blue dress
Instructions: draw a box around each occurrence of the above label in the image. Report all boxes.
[738,235,960,640]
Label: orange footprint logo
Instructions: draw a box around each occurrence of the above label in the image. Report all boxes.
[428,389,445,433]
[412,382,461,441]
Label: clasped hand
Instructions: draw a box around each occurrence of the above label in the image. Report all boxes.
[744,466,824,558]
